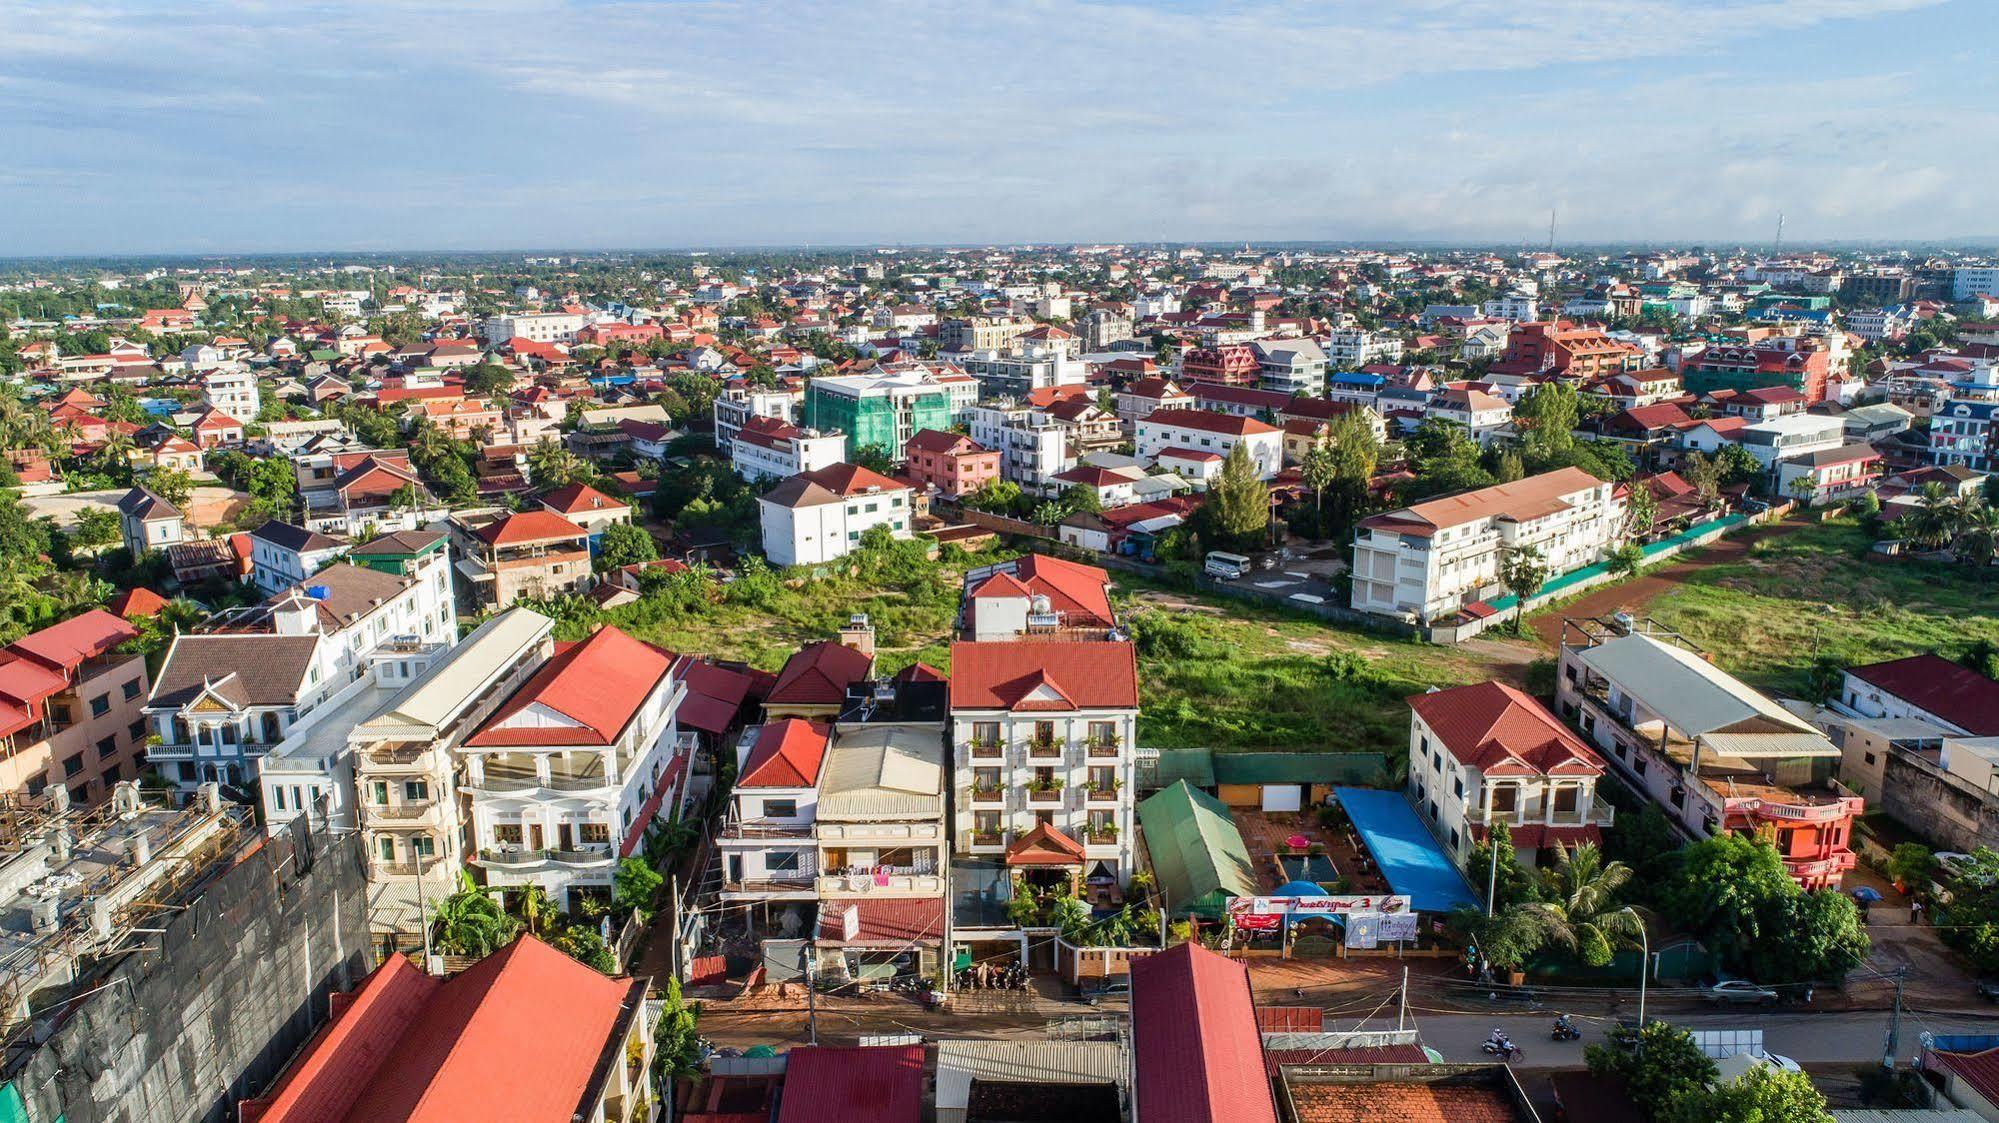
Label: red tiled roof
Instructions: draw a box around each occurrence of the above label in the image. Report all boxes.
[1142,407,1279,437]
[775,1047,924,1123]
[1157,446,1224,463]
[1004,822,1087,866]
[815,898,946,944]
[1407,682,1604,777]
[466,627,677,747]
[108,587,171,618]
[472,509,589,546]
[895,662,948,684]
[1130,943,1277,1123]
[1929,1045,1999,1109]
[948,641,1137,712]
[967,553,1115,630]
[540,483,624,515]
[768,641,875,706]
[1260,1043,1425,1074]
[1469,823,1602,849]
[905,428,981,456]
[1254,1006,1327,1033]
[1850,654,1999,736]
[1283,1082,1519,1123]
[738,718,832,788]
[241,936,637,1123]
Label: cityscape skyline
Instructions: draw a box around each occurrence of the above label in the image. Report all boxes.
[4,0,1995,255]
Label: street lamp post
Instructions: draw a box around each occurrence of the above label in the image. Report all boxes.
[1636,922,1649,1036]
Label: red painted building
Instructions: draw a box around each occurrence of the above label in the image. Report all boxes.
[1178,343,1260,386]
[902,428,999,497]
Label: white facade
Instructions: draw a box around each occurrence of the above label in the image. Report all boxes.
[951,705,1137,881]
[731,427,849,483]
[202,368,260,420]
[1954,267,1999,302]
[1134,411,1282,480]
[1349,468,1623,623]
[1736,413,1845,469]
[967,403,1076,494]
[1325,328,1403,369]
[483,311,585,344]
[758,475,915,568]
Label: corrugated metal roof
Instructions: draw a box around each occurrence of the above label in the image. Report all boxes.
[1576,633,1819,738]
[361,608,553,734]
[1212,752,1389,787]
[1152,748,1217,788]
[1830,1111,1986,1123]
[816,725,943,820]
[1698,731,1840,760]
[935,1040,1126,1112]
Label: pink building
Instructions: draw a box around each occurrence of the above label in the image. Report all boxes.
[903,429,999,497]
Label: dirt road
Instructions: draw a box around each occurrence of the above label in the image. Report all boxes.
[1529,519,1804,650]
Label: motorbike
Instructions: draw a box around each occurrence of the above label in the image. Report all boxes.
[1481,1039,1523,1061]
[1551,1018,1582,1042]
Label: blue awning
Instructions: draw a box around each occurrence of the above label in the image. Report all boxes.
[1334,788,1479,914]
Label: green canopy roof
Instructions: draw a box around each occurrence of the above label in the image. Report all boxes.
[1211,752,1388,787]
[1149,748,1215,788]
[1137,780,1259,919]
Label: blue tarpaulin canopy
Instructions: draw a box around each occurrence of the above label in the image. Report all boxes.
[1334,788,1479,914]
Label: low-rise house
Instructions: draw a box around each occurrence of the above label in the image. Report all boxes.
[1425,386,1514,445]
[539,482,632,546]
[297,450,441,537]
[903,429,1000,498]
[718,717,833,920]
[1774,442,1883,505]
[447,508,594,610]
[1350,467,1622,625]
[961,553,1116,641]
[1135,408,1282,480]
[1114,376,1195,432]
[1736,412,1846,471]
[248,520,351,596]
[1555,618,1860,889]
[116,486,185,555]
[461,625,695,910]
[763,633,877,722]
[757,463,914,567]
[0,611,149,806]
[1406,681,1614,867]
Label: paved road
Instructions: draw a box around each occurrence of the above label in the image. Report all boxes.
[1352,1007,1999,1066]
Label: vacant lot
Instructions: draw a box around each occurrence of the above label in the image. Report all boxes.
[578,548,1533,756]
[1534,517,1999,696]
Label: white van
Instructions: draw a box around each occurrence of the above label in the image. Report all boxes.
[1204,551,1252,580]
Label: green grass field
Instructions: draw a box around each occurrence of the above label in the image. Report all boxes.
[1641,519,1999,695]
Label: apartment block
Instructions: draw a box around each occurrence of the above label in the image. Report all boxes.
[0,611,150,806]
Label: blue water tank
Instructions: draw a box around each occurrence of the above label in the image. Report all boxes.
[305,585,331,600]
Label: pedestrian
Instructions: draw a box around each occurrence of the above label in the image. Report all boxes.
[1911,898,1925,925]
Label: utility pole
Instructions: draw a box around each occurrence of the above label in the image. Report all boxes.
[1883,966,1908,1069]
[1547,209,1557,252]
[805,941,819,1046]
[668,873,681,982]
[1774,212,1786,257]
[1397,965,1409,1032]
[1485,835,1499,917]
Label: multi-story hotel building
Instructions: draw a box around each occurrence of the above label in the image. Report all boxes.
[1554,617,1861,889]
[460,625,696,910]
[1349,467,1622,625]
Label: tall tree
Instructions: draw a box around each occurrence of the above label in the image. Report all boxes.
[1210,442,1270,545]
[1498,543,1548,625]
[1529,844,1644,967]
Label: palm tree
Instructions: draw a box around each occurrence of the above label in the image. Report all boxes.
[1909,482,1962,550]
[1527,844,1645,968]
[432,885,521,956]
[1954,502,1999,568]
[511,883,558,938]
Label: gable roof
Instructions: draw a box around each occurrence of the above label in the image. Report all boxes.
[776,1046,925,1123]
[540,483,626,515]
[1359,467,1604,536]
[253,520,345,554]
[767,640,875,707]
[1849,654,1999,736]
[1141,408,1279,437]
[241,936,639,1123]
[1129,942,1278,1123]
[1408,682,1604,777]
[738,717,833,788]
[465,626,677,747]
[117,486,181,520]
[965,553,1115,628]
[1136,781,1260,915]
[948,641,1138,711]
[472,509,589,546]
[149,634,321,708]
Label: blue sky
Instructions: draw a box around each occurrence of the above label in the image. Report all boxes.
[3,0,1995,255]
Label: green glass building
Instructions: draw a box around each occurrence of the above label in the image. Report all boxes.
[804,372,953,463]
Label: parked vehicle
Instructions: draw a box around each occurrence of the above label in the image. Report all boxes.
[1204,551,1252,580]
[1700,979,1779,1006]
[1976,979,1999,1003]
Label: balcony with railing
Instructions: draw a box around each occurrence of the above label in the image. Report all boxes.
[550,844,615,868]
[819,866,944,896]
[1084,828,1120,849]
[1026,737,1065,762]
[970,784,1004,805]
[367,798,440,826]
[361,739,436,772]
[1085,782,1120,805]
[1086,737,1122,759]
[372,854,448,878]
[963,830,1008,852]
[717,815,815,841]
[1026,783,1065,804]
[477,846,549,867]
[969,738,1003,761]
[467,753,616,795]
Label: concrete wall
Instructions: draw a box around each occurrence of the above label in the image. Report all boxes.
[4,816,369,1123]
[1880,748,1999,854]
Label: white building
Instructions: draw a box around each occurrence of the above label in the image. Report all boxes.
[713,382,804,451]
[1253,338,1329,396]
[758,463,915,567]
[1349,467,1623,624]
[731,416,849,483]
[248,521,352,596]
[461,625,696,909]
[1134,408,1282,480]
[202,368,260,420]
[966,401,1076,495]
[1406,681,1614,867]
[718,717,831,916]
[959,345,1087,398]
[483,311,585,344]
[1325,328,1403,369]
[1954,267,1999,302]
[147,555,460,792]
[1736,412,1845,470]
[1425,387,1515,446]
[949,640,1139,884]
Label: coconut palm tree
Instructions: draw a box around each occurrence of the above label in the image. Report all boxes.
[432,884,521,956]
[1528,844,1645,968]
[1907,482,1963,550]
[1954,502,1999,568]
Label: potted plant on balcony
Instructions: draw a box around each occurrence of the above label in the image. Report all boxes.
[971,732,1003,753]
[972,779,1003,800]
[1027,776,1066,798]
[1088,778,1121,798]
